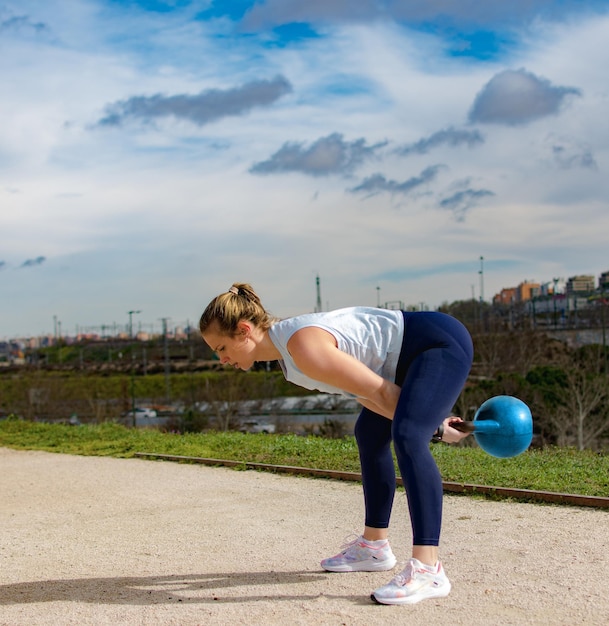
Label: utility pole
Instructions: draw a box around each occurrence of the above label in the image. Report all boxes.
[128,310,141,338]
[478,256,485,332]
[160,317,171,404]
[553,278,559,329]
[601,292,608,373]
[127,310,141,427]
[315,274,322,313]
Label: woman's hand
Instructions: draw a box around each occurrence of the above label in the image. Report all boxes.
[440,417,473,444]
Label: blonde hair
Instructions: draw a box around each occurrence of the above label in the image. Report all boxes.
[199,283,277,336]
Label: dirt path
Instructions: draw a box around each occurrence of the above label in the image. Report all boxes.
[1,447,607,625]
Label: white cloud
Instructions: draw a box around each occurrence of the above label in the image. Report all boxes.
[468,68,581,125]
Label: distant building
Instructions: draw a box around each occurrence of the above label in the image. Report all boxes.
[599,270,609,291]
[539,282,554,296]
[493,281,540,305]
[494,287,516,305]
[516,280,540,302]
[174,326,188,340]
[0,341,25,365]
[566,275,595,295]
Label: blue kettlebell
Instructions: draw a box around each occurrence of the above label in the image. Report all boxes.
[469,395,533,458]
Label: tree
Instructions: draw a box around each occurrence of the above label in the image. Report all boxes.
[527,349,609,449]
[555,363,609,450]
[473,331,566,379]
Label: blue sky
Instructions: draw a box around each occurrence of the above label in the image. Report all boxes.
[2,0,609,338]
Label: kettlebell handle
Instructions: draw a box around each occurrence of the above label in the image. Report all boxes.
[449,419,501,434]
[449,419,475,433]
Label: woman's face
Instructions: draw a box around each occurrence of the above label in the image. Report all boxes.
[202,322,256,371]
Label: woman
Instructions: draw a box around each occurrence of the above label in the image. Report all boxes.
[199,283,473,605]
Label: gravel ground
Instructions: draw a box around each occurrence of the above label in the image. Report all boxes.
[1,447,608,626]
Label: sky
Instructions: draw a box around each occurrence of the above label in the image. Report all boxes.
[2,0,609,338]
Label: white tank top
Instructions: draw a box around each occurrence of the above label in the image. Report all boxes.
[268,307,404,396]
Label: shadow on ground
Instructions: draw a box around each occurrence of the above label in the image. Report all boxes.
[0,570,374,606]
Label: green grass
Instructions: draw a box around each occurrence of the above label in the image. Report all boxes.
[1,419,608,498]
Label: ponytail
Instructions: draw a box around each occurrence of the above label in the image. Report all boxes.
[199,283,277,336]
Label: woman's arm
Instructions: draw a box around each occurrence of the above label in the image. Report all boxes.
[356,397,395,419]
[286,326,401,420]
[286,328,477,440]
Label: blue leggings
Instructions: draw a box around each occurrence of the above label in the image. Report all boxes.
[354,311,473,546]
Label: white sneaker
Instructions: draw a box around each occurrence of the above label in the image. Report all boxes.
[321,535,397,572]
[371,558,451,604]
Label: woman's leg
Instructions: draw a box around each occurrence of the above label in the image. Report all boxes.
[392,315,473,562]
[354,407,396,532]
[319,409,397,573]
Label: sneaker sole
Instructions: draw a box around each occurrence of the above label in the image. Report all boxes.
[371,583,451,605]
[322,557,397,573]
